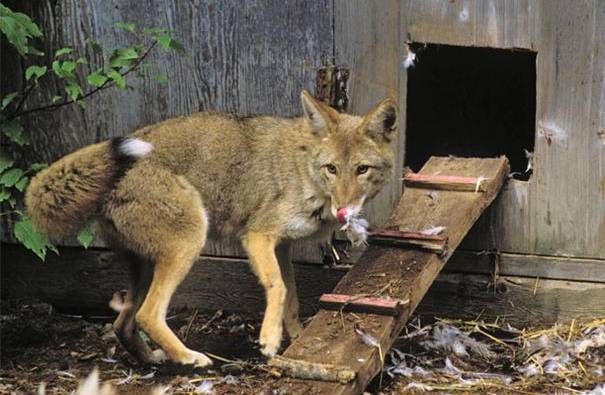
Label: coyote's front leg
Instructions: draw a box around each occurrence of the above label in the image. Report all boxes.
[243,231,286,357]
[275,242,303,339]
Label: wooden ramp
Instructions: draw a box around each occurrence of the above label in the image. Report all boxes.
[268,156,510,394]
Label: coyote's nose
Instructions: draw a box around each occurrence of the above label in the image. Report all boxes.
[336,207,348,224]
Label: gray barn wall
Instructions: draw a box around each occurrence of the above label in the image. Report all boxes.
[4,0,604,267]
[396,0,604,260]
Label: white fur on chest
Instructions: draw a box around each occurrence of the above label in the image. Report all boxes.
[283,199,332,239]
[284,214,322,239]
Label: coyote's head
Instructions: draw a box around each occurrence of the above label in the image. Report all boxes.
[300,90,398,221]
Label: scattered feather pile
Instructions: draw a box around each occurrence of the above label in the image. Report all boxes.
[420,324,496,359]
[517,319,605,381]
[383,317,605,394]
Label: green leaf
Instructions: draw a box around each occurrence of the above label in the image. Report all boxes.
[156,35,184,53]
[2,92,18,109]
[0,4,43,56]
[77,222,96,249]
[76,57,87,64]
[1,120,28,146]
[0,168,25,187]
[115,21,136,32]
[25,65,47,81]
[13,217,58,261]
[54,47,73,57]
[0,188,10,202]
[156,35,172,50]
[52,60,76,82]
[87,71,108,87]
[51,95,63,103]
[8,196,16,207]
[0,153,14,173]
[51,60,61,74]
[108,48,138,69]
[29,163,47,172]
[65,83,83,102]
[14,175,28,192]
[61,60,76,73]
[106,69,126,89]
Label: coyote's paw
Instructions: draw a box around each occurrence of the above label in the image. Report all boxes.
[285,318,303,340]
[259,323,283,357]
[178,349,213,368]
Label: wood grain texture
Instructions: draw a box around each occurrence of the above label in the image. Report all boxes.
[401,0,605,259]
[445,250,605,283]
[273,157,509,394]
[334,0,403,227]
[2,243,603,329]
[3,0,333,261]
[0,243,342,317]
[404,0,538,49]
[417,272,605,328]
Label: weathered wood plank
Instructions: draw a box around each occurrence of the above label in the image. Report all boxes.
[446,250,605,284]
[403,0,538,49]
[3,243,604,330]
[0,243,342,317]
[272,157,509,394]
[530,1,605,259]
[416,273,605,328]
[335,0,403,227]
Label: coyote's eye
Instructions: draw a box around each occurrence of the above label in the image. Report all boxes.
[357,165,369,175]
[326,164,337,174]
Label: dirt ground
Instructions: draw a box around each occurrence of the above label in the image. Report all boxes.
[1,300,603,394]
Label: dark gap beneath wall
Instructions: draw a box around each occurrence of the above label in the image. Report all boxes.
[405,43,537,179]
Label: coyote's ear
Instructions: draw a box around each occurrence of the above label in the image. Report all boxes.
[363,99,398,143]
[300,90,336,137]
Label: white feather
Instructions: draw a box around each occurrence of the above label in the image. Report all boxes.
[118,138,153,158]
[420,226,446,236]
[402,51,416,69]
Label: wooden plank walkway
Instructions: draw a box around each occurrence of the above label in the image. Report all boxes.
[268,156,510,394]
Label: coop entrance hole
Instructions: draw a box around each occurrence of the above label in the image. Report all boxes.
[405,43,536,179]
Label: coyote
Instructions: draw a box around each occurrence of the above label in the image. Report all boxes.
[25,91,398,367]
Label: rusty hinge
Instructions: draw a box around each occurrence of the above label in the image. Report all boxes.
[315,64,350,112]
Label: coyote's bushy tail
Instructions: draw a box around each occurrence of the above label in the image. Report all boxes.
[25,137,153,241]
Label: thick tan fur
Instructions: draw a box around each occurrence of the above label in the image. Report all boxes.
[25,91,398,366]
[25,141,116,240]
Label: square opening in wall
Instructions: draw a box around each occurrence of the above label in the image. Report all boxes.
[405,44,536,180]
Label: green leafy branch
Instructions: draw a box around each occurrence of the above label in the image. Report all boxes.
[0,4,183,260]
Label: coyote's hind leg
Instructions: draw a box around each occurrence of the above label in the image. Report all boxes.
[104,166,211,367]
[111,254,166,364]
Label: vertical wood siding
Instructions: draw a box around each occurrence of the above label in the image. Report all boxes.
[400,0,605,259]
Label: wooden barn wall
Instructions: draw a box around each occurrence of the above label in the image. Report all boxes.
[3,0,604,267]
[3,0,335,262]
[401,0,605,260]
[334,0,404,227]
